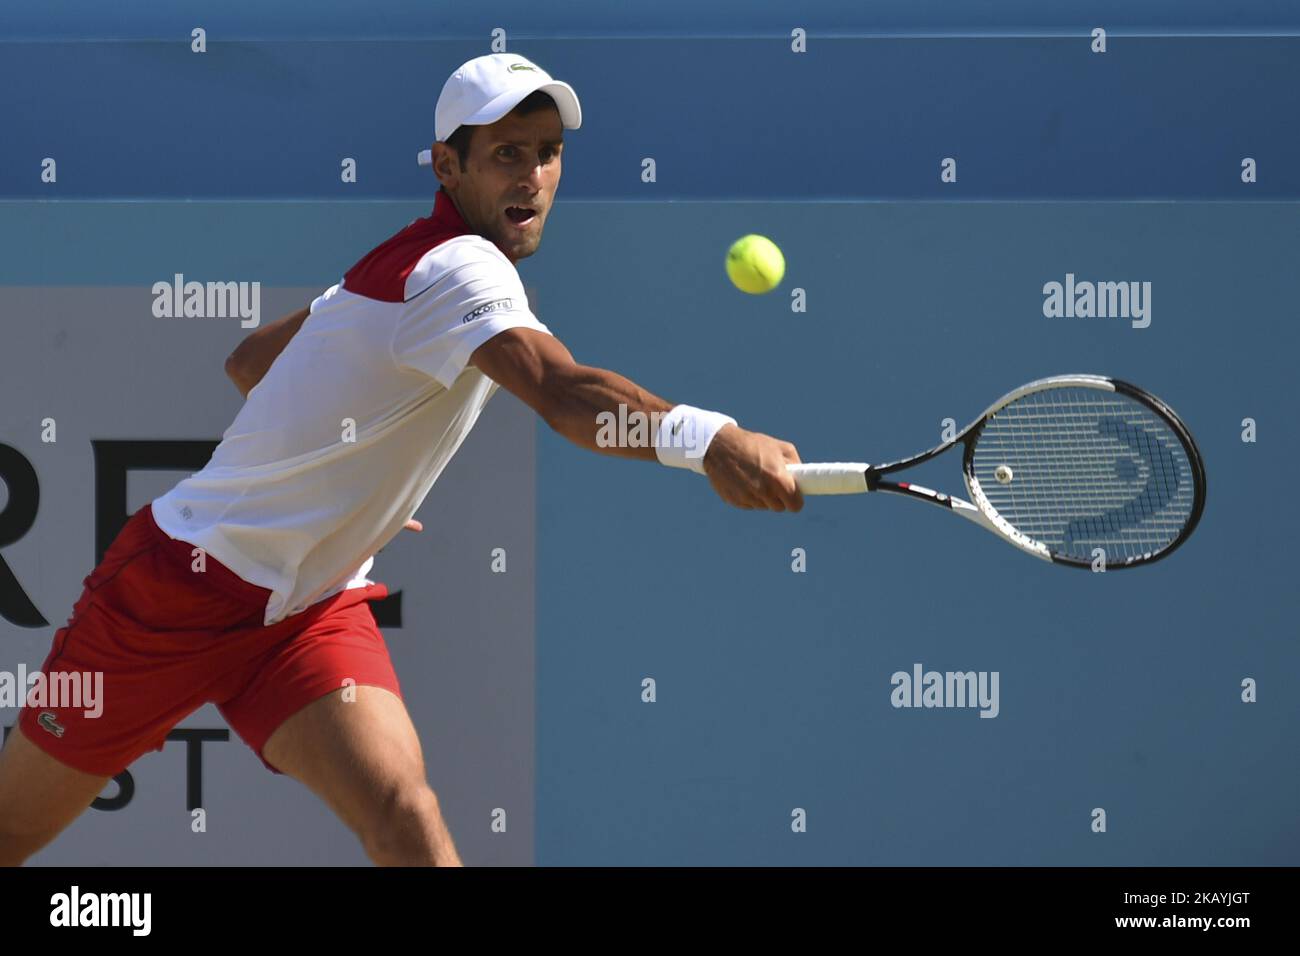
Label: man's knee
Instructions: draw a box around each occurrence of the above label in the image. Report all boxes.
[361,783,458,866]
[0,727,109,866]
[0,802,66,866]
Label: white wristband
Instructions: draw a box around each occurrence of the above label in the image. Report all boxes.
[654,404,736,474]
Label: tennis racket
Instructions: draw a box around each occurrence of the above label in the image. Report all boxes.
[787,375,1206,569]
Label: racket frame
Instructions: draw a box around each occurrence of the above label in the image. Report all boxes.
[859,375,1206,568]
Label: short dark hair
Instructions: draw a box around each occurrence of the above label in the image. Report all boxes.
[439,90,559,192]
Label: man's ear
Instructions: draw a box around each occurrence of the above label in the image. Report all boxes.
[433,144,460,190]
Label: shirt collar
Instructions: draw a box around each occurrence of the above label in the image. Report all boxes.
[431,188,470,234]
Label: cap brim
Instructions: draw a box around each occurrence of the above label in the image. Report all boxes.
[536,80,582,131]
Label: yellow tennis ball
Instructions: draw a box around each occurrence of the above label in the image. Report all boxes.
[726,234,785,294]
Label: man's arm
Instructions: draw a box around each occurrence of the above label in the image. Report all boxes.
[469,328,803,512]
[223,305,312,398]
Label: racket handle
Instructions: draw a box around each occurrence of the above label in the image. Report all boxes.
[787,463,871,495]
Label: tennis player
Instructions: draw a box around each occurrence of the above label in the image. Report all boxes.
[0,52,802,867]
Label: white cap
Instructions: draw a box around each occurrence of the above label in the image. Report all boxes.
[417,53,582,167]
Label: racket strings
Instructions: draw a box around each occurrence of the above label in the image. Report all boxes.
[970,386,1196,563]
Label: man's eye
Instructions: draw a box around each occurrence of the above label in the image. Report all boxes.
[497,146,559,161]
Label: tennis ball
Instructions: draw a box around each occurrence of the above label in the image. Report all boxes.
[726,234,785,294]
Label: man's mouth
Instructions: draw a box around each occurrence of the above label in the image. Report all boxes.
[504,205,537,227]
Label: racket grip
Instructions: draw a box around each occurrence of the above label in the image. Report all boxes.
[787,463,871,495]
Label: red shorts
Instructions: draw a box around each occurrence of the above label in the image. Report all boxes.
[17,504,401,777]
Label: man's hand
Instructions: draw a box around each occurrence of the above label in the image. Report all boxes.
[701,424,804,512]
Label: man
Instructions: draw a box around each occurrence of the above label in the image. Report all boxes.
[0,53,802,867]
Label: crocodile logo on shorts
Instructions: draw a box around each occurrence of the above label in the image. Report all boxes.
[37,712,66,738]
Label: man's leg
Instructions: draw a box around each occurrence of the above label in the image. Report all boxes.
[0,504,204,866]
[261,685,462,866]
[0,726,112,866]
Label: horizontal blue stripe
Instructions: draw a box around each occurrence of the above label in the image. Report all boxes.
[4,0,1300,39]
[2,36,1297,199]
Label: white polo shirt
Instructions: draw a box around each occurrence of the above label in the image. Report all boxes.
[151,189,550,625]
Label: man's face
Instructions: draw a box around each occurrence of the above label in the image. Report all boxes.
[434,106,564,263]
